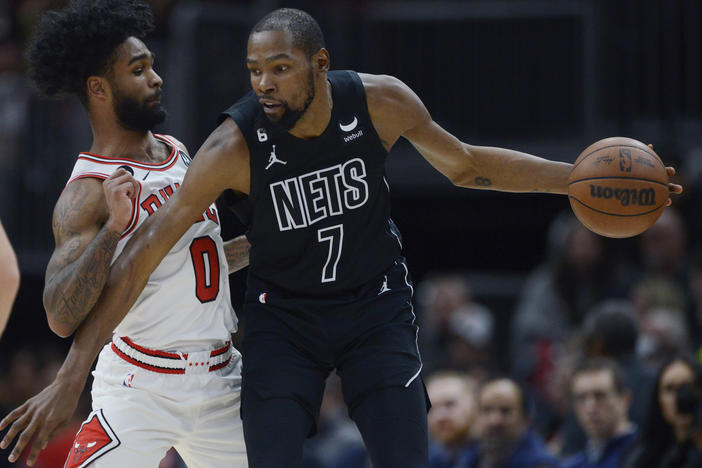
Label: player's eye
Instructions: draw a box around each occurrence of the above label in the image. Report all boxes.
[276,65,289,73]
[134,68,144,75]
[249,68,261,76]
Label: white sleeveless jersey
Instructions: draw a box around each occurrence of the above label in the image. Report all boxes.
[66,134,237,352]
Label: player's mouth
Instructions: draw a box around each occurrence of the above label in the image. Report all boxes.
[259,98,283,114]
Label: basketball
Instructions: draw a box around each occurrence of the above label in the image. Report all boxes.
[568,137,669,238]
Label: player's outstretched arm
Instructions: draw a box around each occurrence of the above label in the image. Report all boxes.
[0,219,19,339]
[43,169,138,337]
[362,73,572,194]
[224,234,250,274]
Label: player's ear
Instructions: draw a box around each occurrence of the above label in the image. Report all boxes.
[87,76,109,101]
[313,48,330,73]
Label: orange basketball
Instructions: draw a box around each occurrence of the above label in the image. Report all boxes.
[568,137,669,238]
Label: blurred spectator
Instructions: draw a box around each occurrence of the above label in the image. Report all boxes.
[426,371,478,467]
[418,274,495,376]
[458,377,558,468]
[302,374,368,468]
[624,355,702,468]
[511,213,626,394]
[561,358,638,468]
[581,300,655,429]
[638,208,687,281]
[0,219,19,338]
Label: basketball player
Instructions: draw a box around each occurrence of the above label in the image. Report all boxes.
[0,1,248,466]
[3,7,682,467]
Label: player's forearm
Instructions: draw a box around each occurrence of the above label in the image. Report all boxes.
[459,144,571,194]
[43,226,121,337]
[224,235,250,273]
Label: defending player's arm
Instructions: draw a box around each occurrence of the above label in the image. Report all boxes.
[0,219,19,339]
[0,121,250,465]
[42,169,138,337]
[223,234,250,274]
[362,73,571,194]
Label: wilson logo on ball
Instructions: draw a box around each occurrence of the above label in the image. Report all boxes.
[588,185,656,206]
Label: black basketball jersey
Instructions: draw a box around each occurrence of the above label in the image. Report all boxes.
[221,70,403,296]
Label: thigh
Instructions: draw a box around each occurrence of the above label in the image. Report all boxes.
[336,261,422,410]
[242,300,331,424]
[242,384,314,468]
[349,378,429,468]
[65,405,172,468]
[176,390,247,468]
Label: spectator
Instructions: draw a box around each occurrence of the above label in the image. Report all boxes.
[582,300,655,429]
[561,358,638,468]
[419,274,494,375]
[511,214,625,394]
[624,355,702,468]
[427,371,478,467]
[459,377,558,468]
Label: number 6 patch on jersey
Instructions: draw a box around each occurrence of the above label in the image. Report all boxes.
[64,409,120,468]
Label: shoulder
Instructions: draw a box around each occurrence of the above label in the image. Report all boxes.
[219,91,259,132]
[359,73,418,108]
[157,133,189,155]
[54,177,108,229]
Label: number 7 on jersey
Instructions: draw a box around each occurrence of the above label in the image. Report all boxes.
[317,224,343,283]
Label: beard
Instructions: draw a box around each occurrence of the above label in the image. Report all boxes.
[262,69,315,134]
[113,88,167,132]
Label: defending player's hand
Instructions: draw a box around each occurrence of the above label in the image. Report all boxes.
[103,167,140,233]
[0,378,81,465]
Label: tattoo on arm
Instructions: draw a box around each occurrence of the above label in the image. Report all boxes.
[223,235,250,274]
[44,225,121,336]
[474,177,492,187]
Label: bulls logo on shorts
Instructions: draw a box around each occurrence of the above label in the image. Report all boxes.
[64,409,120,468]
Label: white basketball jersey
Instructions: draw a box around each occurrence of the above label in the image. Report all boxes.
[66,134,237,351]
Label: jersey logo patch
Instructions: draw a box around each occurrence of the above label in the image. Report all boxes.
[339,116,358,132]
[259,292,267,303]
[65,409,120,468]
[265,145,287,170]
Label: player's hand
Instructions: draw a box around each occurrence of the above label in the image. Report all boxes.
[647,144,683,206]
[103,167,140,233]
[0,378,81,465]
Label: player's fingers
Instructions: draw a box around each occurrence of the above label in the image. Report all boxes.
[648,143,654,150]
[0,410,29,450]
[0,405,25,433]
[666,198,672,207]
[665,166,676,177]
[26,426,51,466]
[668,183,683,194]
[7,419,36,463]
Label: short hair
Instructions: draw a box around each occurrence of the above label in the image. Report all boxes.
[25,0,154,105]
[478,376,530,417]
[250,8,325,57]
[571,357,629,394]
[582,300,638,359]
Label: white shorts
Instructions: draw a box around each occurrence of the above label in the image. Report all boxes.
[64,342,247,468]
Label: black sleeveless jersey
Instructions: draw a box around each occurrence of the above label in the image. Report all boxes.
[221,70,403,296]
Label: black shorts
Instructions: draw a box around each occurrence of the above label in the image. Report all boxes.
[240,256,422,428]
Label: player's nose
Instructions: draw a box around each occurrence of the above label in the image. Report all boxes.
[257,72,276,94]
